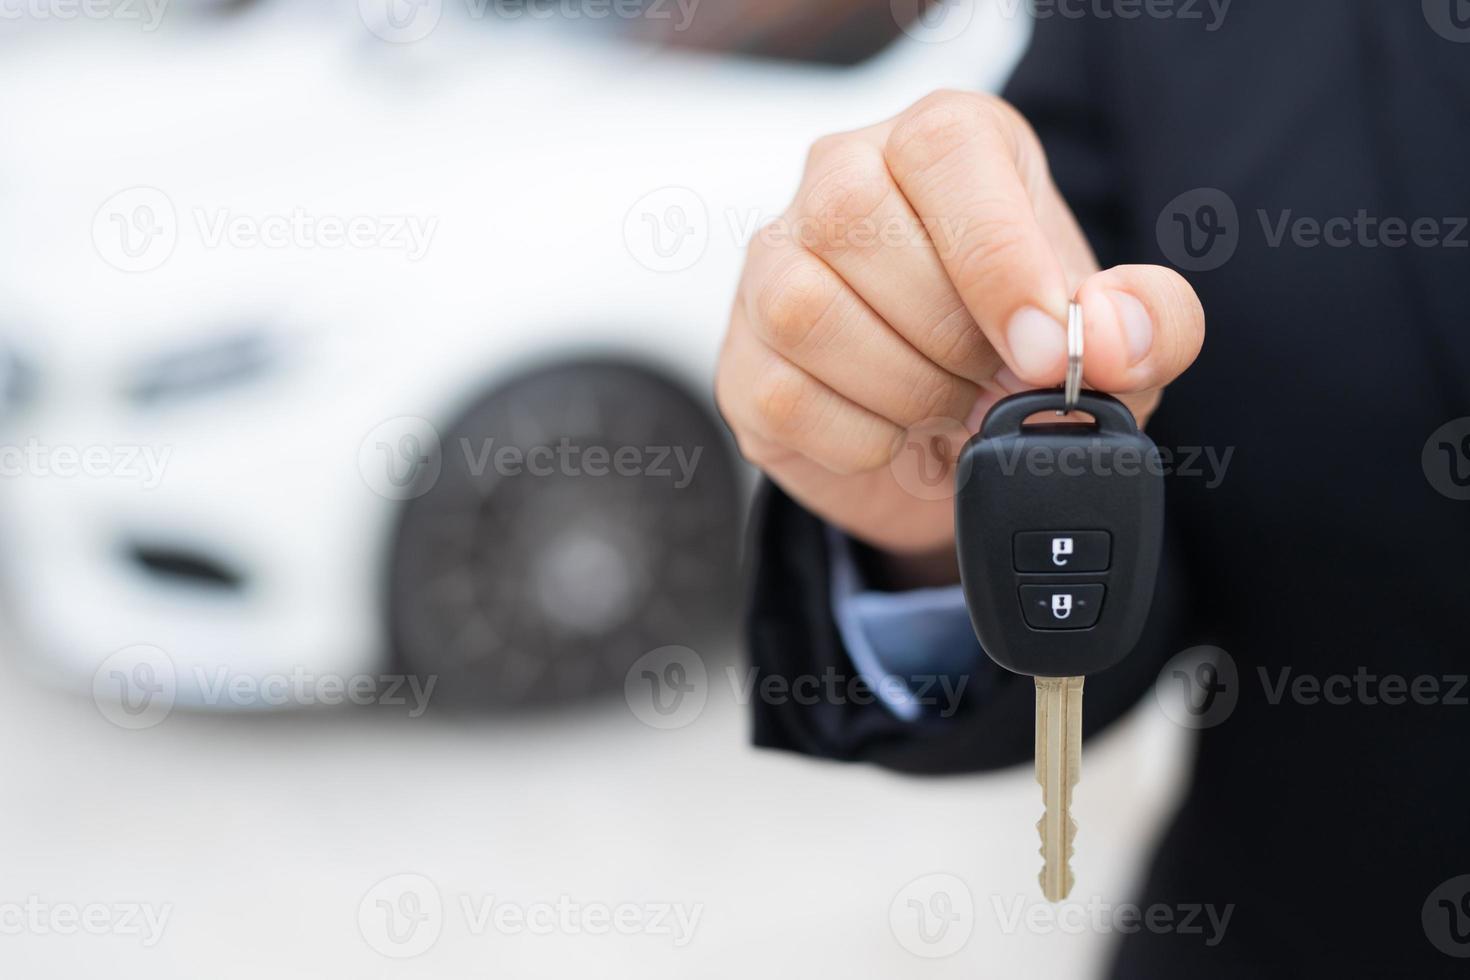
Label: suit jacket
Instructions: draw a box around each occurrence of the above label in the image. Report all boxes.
[745,1,1470,975]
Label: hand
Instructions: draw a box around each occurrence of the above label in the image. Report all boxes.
[715,90,1204,585]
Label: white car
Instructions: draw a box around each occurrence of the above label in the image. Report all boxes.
[0,1,1024,708]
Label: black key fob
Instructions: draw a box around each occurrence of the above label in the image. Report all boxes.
[955,390,1164,677]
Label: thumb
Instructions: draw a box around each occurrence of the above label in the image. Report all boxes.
[1075,264,1206,395]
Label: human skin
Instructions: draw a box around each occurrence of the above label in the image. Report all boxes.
[715,90,1205,588]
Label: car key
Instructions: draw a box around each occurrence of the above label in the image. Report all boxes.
[954,304,1164,902]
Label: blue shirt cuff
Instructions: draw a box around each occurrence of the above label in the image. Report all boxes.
[826,526,992,721]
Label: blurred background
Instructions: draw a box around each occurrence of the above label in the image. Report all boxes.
[0,1,1193,976]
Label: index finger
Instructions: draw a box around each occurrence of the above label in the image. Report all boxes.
[882,91,1076,387]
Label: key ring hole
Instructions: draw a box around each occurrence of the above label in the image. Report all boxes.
[1022,410,1096,428]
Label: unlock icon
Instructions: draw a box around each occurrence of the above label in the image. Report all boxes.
[1051,537,1074,566]
[1051,593,1074,620]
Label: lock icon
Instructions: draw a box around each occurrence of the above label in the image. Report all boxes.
[1051,537,1074,566]
[1051,593,1074,620]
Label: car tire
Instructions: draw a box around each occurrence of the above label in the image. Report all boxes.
[386,359,743,709]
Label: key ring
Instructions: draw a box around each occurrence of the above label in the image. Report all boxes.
[1062,301,1083,414]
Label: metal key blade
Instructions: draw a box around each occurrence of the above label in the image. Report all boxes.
[1035,675,1084,902]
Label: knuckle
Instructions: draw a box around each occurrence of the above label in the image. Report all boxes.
[886,90,996,173]
[752,254,838,352]
[797,151,890,252]
[844,432,894,476]
[750,357,810,439]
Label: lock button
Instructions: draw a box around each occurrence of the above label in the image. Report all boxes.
[1019,584,1105,630]
[1014,531,1111,572]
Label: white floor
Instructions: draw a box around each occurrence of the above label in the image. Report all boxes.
[0,642,1192,979]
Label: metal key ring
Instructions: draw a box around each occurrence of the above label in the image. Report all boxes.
[1063,301,1083,414]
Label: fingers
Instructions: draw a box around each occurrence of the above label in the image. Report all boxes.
[716,318,902,477]
[1074,264,1206,394]
[882,91,1077,387]
[785,131,1004,386]
[740,232,982,427]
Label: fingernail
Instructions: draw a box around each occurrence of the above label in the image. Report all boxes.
[1005,307,1067,383]
[1108,290,1153,366]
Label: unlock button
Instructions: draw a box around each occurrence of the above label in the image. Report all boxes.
[1020,584,1105,630]
[1014,531,1111,572]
